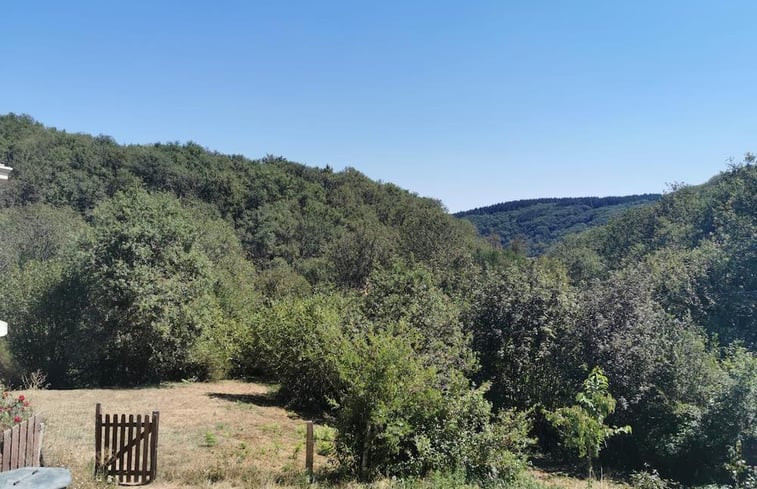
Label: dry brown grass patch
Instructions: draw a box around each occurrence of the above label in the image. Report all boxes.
[26,380,328,489]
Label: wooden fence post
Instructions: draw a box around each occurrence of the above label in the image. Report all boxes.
[305,421,314,482]
[150,410,159,483]
[94,403,102,476]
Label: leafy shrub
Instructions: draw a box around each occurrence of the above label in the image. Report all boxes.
[333,329,440,480]
[79,189,222,385]
[332,327,534,483]
[251,293,355,409]
[410,386,534,484]
[315,426,336,456]
[630,469,670,489]
[251,290,535,484]
[202,431,218,448]
[547,367,631,478]
[363,262,476,379]
[467,259,582,410]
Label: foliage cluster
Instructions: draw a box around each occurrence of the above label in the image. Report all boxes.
[0,114,481,291]
[244,270,533,483]
[546,367,631,478]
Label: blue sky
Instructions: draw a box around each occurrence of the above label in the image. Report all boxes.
[2,1,755,212]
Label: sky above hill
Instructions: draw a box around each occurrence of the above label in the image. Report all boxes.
[2,1,755,212]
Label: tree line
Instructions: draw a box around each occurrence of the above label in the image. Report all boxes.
[457,194,661,255]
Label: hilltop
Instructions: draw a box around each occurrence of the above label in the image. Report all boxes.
[456,194,661,255]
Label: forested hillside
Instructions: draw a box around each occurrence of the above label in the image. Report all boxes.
[0,114,483,289]
[551,161,757,347]
[457,195,661,255]
[542,160,757,484]
[0,114,753,488]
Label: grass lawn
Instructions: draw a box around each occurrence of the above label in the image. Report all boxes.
[29,380,327,489]
[23,381,627,489]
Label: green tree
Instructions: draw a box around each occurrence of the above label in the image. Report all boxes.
[248,293,355,408]
[1,259,89,386]
[547,367,631,478]
[362,262,475,379]
[333,328,534,483]
[80,189,220,384]
[0,204,86,276]
[467,259,581,409]
[334,329,440,481]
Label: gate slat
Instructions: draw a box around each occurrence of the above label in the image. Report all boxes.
[141,415,150,483]
[133,415,142,484]
[126,415,134,484]
[110,413,118,473]
[32,417,42,467]
[149,411,159,482]
[18,420,27,468]
[2,426,9,471]
[26,416,35,467]
[103,413,110,472]
[95,404,102,473]
[118,414,126,483]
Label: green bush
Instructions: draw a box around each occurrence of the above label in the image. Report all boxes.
[332,329,441,480]
[251,293,355,409]
[332,327,534,483]
[409,385,534,483]
[547,367,631,478]
[630,469,671,489]
[247,288,535,484]
[78,189,224,384]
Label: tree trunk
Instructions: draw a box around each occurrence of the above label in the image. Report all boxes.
[359,420,372,481]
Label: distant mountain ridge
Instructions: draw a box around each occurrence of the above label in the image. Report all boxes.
[455,194,662,255]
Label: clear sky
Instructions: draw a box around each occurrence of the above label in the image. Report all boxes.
[2,1,755,212]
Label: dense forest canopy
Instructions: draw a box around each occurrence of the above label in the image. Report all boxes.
[0,114,754,488]
[457,194,661,255]
[550,160,757,348]
[0,113,486,288]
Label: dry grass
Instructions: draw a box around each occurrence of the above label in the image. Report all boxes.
[26,380,328,489]
[533,470,630,489]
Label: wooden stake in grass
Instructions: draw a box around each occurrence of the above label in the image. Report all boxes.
[305,421,314,482]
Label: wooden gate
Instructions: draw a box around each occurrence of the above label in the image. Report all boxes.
[0,414,45,471]
[94,404,159,486]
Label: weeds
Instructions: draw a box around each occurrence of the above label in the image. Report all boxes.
[202,430,218,447]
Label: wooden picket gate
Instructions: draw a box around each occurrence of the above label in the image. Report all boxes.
[94,404,159,486]
[0,414,45,471]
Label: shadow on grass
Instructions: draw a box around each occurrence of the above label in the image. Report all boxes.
[208,391,281,408]
[207,390,328,423]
